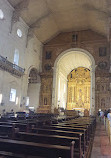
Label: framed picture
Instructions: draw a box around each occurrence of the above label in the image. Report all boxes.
[45,51,52,59]
[99,47,107,56]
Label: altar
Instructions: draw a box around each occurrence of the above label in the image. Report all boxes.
[67,67,91,112]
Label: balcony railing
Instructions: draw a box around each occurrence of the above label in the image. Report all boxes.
[0,55,25,77]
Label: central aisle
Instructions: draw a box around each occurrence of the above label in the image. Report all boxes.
[91,120,111,158]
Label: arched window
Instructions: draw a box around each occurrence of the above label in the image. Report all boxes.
[0,9,4,19]
[17,29,22,38]
[14,49,19,65]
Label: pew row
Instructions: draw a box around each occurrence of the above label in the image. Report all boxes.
[0,138,74,158]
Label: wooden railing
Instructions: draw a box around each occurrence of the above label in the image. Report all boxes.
[0,55,25,77]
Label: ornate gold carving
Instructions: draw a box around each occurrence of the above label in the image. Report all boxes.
[67,67,91,111]
[40,74,53,109]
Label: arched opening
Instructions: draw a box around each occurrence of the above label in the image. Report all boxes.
[52,48,95,115]
[27,68,40,111]
[28,68,38,84]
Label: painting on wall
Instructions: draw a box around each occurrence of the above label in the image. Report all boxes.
[45,51,52,59]
[99,47,107,57]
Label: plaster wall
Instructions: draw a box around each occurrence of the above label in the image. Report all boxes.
[0,0,42,114]
[57,71,67,109]
[27,83,41,110]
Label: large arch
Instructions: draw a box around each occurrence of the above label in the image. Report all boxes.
[52,48,95,115]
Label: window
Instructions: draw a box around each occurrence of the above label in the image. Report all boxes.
[10,89,16,102]
[0,94,2,104]
[58,78,60,101]
[16,97,19,105]
[13,49,19,65]
[0,9,4,19]
[26,97,29,106]
[17,29,22,38]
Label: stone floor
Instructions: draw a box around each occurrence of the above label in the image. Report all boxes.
[91,120,111,158]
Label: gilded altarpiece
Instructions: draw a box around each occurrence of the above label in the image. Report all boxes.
[67,67,90,111]
[38,73,53,113]
[95,77,111,111]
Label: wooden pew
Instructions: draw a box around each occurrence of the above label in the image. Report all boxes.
[0,138,74,158]
[15,132,80,158]
[0,151,25,158]
[0,125,15,138]
[53,124,90,145]
[31,127,84,158]
[0,116,96,158]
[42,125,87,153]
[51,117,96,158]
[54,117,95,140]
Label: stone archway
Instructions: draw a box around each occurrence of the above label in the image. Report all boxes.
[27,68,41,111]
[52,48,95,115]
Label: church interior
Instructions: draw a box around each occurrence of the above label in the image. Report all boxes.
[0,0,111,157]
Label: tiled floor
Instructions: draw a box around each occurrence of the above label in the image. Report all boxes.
[91,120,111,158]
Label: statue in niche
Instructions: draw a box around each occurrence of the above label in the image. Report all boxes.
[78,89,84,107]
[70,73,72,78]
[79,89,82,100]
[44,97,47,105]
[99,47,107,56]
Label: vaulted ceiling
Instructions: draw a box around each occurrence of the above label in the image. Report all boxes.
[8,0,111,43]
[58,51,91,78]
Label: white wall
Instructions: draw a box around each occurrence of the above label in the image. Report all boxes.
[25,35,42,111]
[0,0,42,114]
[27,83,41,110]
[57,71,67,109]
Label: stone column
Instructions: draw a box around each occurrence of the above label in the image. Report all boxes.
[108,28,111,90]
[51,66,57,112]
[52,64,60,111]
[90,65,95,115]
